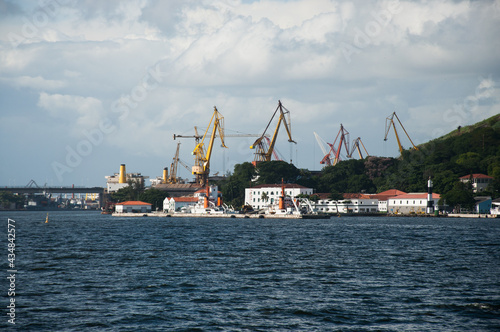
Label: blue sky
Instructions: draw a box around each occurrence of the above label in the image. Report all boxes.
[1,0,499,187]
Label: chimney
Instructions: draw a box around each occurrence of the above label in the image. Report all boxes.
[119,164,126,184]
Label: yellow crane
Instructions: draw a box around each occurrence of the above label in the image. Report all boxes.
[192,107,227,185]
[348,137,369,159]
[250,100,295,166]
[384,111,419,155]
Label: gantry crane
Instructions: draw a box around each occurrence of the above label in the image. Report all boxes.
[191,107,227,185]
[348,137,369,159]
[250,100,296,166]
[314,132,336,166]
[384,111,419,155]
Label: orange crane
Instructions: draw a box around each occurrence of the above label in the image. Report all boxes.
[191,107,227,185]
[250,100,295,166]
[384,111,419,155]
[321,124,350,166]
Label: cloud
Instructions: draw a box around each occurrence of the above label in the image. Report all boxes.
[37,92,105,132]
[0,0,499,186]
[4,75,65,90]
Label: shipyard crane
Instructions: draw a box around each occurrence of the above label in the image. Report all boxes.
[348,137,369,159]
[166,142,182,184]
[250,100,296,166]
[320,124,350,166]
[191,107,227,185]
[384,111,419,155]
[314,132,337,166]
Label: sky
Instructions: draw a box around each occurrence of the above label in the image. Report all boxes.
[1,0,499,188]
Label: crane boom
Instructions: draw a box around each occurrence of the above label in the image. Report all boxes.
[192,107,227,185]
[250,100,295,165]
[168,142,181,184]
[348,137,369,159]
[384,111,419,155]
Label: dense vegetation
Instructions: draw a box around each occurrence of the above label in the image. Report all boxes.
[216,114,500,209]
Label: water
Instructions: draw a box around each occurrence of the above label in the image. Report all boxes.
[1,211,499,331]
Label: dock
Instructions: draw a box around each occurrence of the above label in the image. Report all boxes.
[112,212,331,219]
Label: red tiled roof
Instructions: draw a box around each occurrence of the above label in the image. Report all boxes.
[116,201,151,206]
[342,193,372,199]
[389,193,441,200]
[377,189,407,196]
[170,197,199,203]
[459,173,493,180]
[250,183,309,189]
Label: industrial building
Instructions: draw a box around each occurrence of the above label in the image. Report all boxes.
[105,164,149,193]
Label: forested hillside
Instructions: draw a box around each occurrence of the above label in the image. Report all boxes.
[217,114,500,207]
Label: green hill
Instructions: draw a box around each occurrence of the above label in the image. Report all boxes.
[217,114,500,207]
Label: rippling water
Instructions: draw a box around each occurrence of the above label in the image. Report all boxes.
[1,211,499,331]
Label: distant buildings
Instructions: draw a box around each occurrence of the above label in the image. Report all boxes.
[105,164,149,193]
[459,173,494,193]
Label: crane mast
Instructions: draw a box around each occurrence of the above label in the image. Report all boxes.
[192,107,227,185]
[348,137,369,159]
[384,111,419,155]
[250,100,295,166]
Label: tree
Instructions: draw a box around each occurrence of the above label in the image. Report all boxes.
[111,179,144,202]
[218,162,256,208]
[255,161,299,185]
[138,188,169,211]
[440,181,475,212]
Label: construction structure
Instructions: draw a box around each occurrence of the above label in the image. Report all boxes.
[384,111,419,155]
[348,137,369,159]
[250,100,295,166]
[191,107,227,185]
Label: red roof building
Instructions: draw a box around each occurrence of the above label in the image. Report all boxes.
[459,174,494,193]
[115,201,152,213]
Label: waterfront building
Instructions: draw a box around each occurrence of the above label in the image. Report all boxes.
[115,201,152,213]
[474,196,492,214]
[387,193,441,214]
[459,173,494,193]
[244,184,313,210]
[164,196,199,213]
[369,189,407,212]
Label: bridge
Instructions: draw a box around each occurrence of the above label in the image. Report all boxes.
[1,186,105,195]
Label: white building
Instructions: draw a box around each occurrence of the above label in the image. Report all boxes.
[491,198,500,215]
[115,201,152,213]
[459,174,494,193]
[163,186,222,213]
[315,193,379,214]
[387,193,440,214]
[164,196,199,213]
[244,184,313,210]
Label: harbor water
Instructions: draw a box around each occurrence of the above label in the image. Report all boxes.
[1,211,499,331]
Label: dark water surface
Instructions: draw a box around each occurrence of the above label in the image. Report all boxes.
[1,211,499,331]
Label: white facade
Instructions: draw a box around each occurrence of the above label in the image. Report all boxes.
[459,174,494,193]
[115,201,152,213]
[244,184,313,210]
[491,199,500,215]
[315,198,379,213]
[387,193,440,214]
[164,196,199,212]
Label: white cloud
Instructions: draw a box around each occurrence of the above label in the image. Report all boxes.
[5,75,65,90]
[0,0,499,185]
[37,92,105,132]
